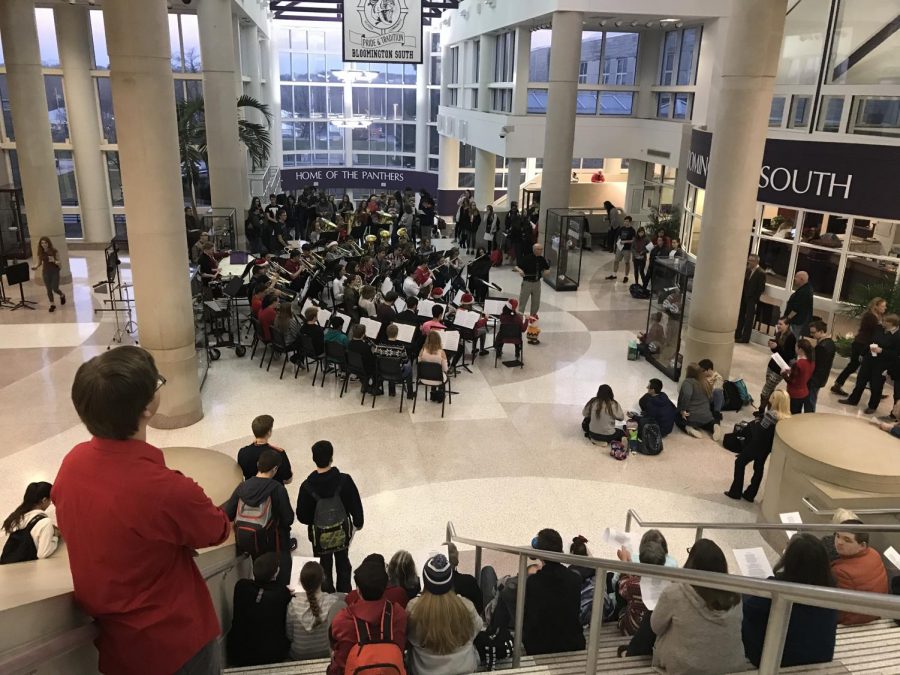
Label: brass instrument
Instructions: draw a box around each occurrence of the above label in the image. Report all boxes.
[365,234,378,244]
[396,227,408,239]
[319,217,338,231]
[379,229,391,240]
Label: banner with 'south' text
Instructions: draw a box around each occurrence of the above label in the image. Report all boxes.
[343,0,423,64]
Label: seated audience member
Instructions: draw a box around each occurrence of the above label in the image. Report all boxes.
[1,481,59,563]
[616,541,667,636]
[568,535,595,584]
[524,528,586,656]
[742,534,837,668]
[223,449,295,585]
[820,508,859,561]
[389,550,421,602]
[227,552,292,667]
[725,389,790,502]
[832,526,888,625]
[324,315,349,347]
[651,539,748,675]
[642,528,678,568]
[638,378,677,436]
[421,304,446,336]
[328,554,408,675]
[374,323,415,399]
[258,293,279,341]
[676,362,722,441]
[698,359,725,415]
[348,324,382,395]
[878,419,900,439]
[286,561,347,661]
[446,542,484,615]
[581,384,625,445]
[406,554,483,675]
[237,414,293,484]
[299,306,326,355]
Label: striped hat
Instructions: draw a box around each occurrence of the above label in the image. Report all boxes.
[423,554,454,595]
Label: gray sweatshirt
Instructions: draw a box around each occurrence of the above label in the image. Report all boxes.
[677,379,715,426]
[285,591,346,660]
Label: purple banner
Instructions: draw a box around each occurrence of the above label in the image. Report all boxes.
[281,167,438,194]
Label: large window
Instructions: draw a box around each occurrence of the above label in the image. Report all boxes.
[659,27,701,86]
[828,0,900,85]
[169,14,202,73]
[35,8,60,68]
[493,31,515,83]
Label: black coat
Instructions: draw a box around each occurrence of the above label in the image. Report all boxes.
[523,562,586,655]
[227,580,292,666]
[296,467,364,529]
[742,590,836,668]
[742,267,767,302]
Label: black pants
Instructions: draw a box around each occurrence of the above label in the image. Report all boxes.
[633,257,648,286]
[847,358,884,410]
[674,416,718,433]
[625,612,656,656]
[834,342,865,387]
[320,548,352,593]
[735,296,758,342]
[728,446,771,500]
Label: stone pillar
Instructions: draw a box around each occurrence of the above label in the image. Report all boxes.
[507,157,525,205]
[537,11,582,227]
[681,0,788,378]
[474,148,495,210]
[262,35,283,171]
[415,62,428,172]
[197,0,247,234]
[0,0,70,283]
[240,23,262,120]
[103,0,202,428]
[55,4,114,244]
[477,34,494,113]
[437,134,459,218]
[511,26,531,116]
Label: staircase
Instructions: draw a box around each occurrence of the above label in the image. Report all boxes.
[224,619,900,674]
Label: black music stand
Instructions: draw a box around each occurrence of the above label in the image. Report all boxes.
[6,262,36,311]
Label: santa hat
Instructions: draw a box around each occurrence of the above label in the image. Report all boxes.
[431,287,444,298]
[461,293,474,305]
[506,298,519,312]
[326,241,338,249]
[253,258,269,268]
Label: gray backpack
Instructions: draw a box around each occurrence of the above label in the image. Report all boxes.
[308,483,350,555]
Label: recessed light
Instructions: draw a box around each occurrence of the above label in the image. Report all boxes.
[660,18,679,23]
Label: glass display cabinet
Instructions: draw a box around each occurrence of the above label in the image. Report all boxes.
[644,256,694,381]
[543,208,589,291]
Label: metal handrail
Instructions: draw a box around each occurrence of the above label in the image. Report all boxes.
[802,496,900,518]
[0,552,247,674]
[446,521,900,675]
[625,508,900,543]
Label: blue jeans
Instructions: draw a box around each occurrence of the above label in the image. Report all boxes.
[712,388,725,413]
[807,384,820,412]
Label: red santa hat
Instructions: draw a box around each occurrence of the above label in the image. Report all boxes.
[506,299,519,312]
[461,293,474,305]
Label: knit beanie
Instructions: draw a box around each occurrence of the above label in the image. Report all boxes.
[422,554,454,595]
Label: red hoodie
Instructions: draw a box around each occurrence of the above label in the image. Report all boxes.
[329,597,407,675]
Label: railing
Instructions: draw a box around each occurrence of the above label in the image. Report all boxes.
[801,496,900,519]
[624,508,900,543]
[446,521,900,675]
[0,553,247,675]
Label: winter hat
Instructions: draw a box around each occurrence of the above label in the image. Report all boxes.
[422,554,454,595]
[506,298,519,312]
[461,293,474,305]
[431,286,445,298]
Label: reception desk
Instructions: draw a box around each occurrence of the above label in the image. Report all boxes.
[0,447,246,675]
[760,415,900,553]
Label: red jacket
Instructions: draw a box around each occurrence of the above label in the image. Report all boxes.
[345,584,410,609]
[832,547,888,625]
[329,598,407,675]
[784,358,814,399]
[52,438,231,674]
[259,304,277,341]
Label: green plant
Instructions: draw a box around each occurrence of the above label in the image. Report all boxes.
[840,280,900,319]
[648,205,681,238]
[834,335,854,358]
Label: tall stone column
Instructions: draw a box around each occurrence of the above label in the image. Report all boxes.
[262,35,282,172]
[437,135,459,218]
[103,0,202,428]
[415,62,428,172]
[681,0,788,378]
[240,23,262,119]
[511,26,530,116]
[474,148,495,210]
[0,0,70,282]
[507,157,525,205]
[477,34,494,113]
[537,11,582,227]
[197,0,247,235]
[55,4,114,244]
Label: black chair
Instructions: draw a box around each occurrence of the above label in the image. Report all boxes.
[413,360,452,418]
[249,316,271,367]
[376,356,409,412]
[494,322,525,368]
[344,349,375,405]
[322,341,348,390]
[296,333,325,383]
[267,327,293,378]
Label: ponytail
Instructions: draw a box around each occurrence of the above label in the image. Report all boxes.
[3,482,52,534]
[300,561,325,627]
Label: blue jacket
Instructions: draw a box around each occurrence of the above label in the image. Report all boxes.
[742,591,837,667]
[639,392,677,436]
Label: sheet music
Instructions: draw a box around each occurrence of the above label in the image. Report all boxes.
[779,512,803,539]
[204,300,223,312]
[380,277,394,296]
[316,308,332,328]
[602,527,633,553]
[393,323,415,344]
[452,308,479,329]
[394,297,407,313]
[771,352,790,372]
[432,238,454,252]
[452,290,466,306]
[334,311,352,334]
[885,546,900,571]
[640,577,670,611]
[733,547,774,579]
[484,298,509,316]
[439,330,460,352]
[418,299,436,318]
[359,317,382,340]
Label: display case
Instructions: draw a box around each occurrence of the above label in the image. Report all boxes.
[543,208,588,291]
[201,208,237,251]
[190,265,210,388]
[644,256,694,381]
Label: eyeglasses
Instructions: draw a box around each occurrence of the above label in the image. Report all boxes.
[155,375,167,392]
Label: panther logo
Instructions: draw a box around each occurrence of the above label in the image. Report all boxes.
[357,0,408,35]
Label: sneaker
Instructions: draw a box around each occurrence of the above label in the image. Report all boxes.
[684,426,703,439]
[863,408,876,415]
[830,384,847,395]
[49,305,56,313]
[712,423,723,442]
[60,294,66,306]
[837,398,857,406]
[622,277,628,283]
[605,274,616,280]
[723,491,741,500]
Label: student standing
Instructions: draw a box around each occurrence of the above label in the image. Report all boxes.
[30,236,66,312]
[807,320,836,412]
[782,339,815,414]
[237,415,293,484]
[53,347,231,674]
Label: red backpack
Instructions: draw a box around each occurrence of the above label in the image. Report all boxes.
[344,601,406,675]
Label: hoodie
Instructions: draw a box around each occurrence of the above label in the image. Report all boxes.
[651,583,748,675]
[223,476,294,544]
[296,467,364,530]
[639,392,677,436]
[286,591,346,660]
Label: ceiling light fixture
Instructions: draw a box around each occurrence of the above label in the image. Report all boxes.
[660,18,679,23]
[630,21,639,27]
[614,20,623,27]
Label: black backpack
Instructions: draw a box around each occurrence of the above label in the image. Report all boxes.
[636,418,663,455]
[722,380,744,411]
[629,284,651,299]
[308,483,351,556]
[0,514,47,564]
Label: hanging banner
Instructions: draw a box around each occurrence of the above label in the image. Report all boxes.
[282,167,437,193]
[343,0,423,64]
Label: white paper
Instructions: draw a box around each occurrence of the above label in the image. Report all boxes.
[380,277,394,296]
[288,555,320,592]
[885,546,900,571]
[452,308,479,329]
[771,352,790,372]
[418,299,436,318]
[432,238,455,252]
[394,297,407,313]
[359,317,382,340]
[645,242,654,253]
[779,512,803,539]
[733,547,774,579]
[334,311,352,334]
[484,299,509,316]
[452,290,466,306]
[439,330,461,352]
[602,527,634,552]
[640,577,670,611]
[616,239,624,252]
[393,323,415,344]
[316,308,332,328]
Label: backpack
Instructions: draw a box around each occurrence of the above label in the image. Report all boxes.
[344,601,406,675]
[733,378,753,405]
[721,380,744,412]
[636,418,664,456]
[578,575,615,627]
[609,441,628,461]
[309,483,350,556]
[629,284,650,299]
[234,496,277,557]
[1,514,47,565]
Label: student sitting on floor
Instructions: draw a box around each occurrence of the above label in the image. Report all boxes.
[581,384,625,446]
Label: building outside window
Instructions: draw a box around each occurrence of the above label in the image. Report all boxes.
[655,27,701,120]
